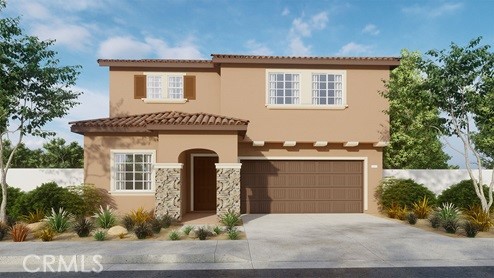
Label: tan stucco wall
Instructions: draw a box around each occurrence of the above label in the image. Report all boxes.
[238,143,383,213]
[84,134,158,213]
[220,65,389,143]
[109,69,221,117]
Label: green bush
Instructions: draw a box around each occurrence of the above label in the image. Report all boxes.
[376,178,436,211]
[0,187,26,221]
[14,182,84,217]
[67,184,112,216]
[437,180,490,210]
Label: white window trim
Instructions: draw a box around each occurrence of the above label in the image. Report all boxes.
[238,156,368,211]
[141,72,187,103]
[265,69,347,109]
[110,149,156,195]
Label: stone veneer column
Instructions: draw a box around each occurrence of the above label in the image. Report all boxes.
[154,163,182,221]
[215,163,242,217]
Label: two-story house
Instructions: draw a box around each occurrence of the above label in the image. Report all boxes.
[70,54,399,220]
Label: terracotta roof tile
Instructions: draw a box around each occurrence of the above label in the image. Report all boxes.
[211,54,400,62]
[70,111,249,134]
[97,59,212,64]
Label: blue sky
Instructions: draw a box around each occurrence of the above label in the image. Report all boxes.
[3,0,494,167]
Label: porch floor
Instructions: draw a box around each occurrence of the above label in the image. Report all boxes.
[181,211,221,225]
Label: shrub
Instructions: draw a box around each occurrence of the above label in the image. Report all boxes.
[19,208,45,224]
[14,182,84,217]
[429,212,441,229]
[213,226,222,235]
[169,230,180,240]
[0,222,9,241]
[220,211,241,231]
[437,180,490,210]
[183,225,193,235]
[412,196,434,219]
[134,222,152,239]
[73,218,94,237]
[407,212,418,225]
[122,215,135,231]
[463,221,479,238]
[93,230,106,241]
[227,228,240,240]
[159,214,174,229]
[196,227,211,240]
[376,178,436,211]
[386,203,401,218]
[396,206,408,220]
[129,207,152,225]
[93,205,116,229]
[0,187,26,221]
[45,208,71,233]
[150,218,162,234]
[10,223,30,242]
[463,205,493,232]
[67,184,113,217]
[36,228,55,242]
[438,203,460,233]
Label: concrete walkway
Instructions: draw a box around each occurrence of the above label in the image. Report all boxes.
[0,214,493,272]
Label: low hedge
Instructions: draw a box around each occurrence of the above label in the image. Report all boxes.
[376,178,436,211]
[437,179,490,210]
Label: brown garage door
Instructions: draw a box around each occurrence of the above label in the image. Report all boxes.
[240,160,363,213]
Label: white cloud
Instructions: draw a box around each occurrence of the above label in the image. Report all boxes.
[98,36,203,59]
[402,2,463,18]
[337,42,372,56]
[287,11,328,56]
[362,24,380,35]
[245,40,273,55]
[282,7,290,16]
[33,24,92,51]
[22,1,51,19]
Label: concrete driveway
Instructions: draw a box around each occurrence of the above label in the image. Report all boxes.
[242,214,494,269]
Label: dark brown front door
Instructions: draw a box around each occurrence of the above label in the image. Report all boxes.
[193,156,218,211]
[240,160,363,213]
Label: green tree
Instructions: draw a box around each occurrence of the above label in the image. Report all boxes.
[1,140,43,168]
[41,138,83,168]
[0,1,81,222]
[381,49,451,169]
[421,37,494,212]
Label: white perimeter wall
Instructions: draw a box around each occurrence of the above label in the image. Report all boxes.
[6,169,84,192]
[383,169,494,195]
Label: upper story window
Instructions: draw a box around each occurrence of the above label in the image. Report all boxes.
[312,74,343,105]
[111,150,155,193]
[266,70,346,109]
[268,73,300,104]
[134,73,195,104]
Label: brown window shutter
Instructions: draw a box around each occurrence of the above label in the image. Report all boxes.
[134,75,146,99]
[184,75,196,100]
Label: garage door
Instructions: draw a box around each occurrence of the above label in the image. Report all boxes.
[240,160,363,213]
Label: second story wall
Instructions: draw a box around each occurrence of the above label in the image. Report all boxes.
[219,64,390,143]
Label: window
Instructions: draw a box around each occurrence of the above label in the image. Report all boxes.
[167,76,184,99]
[113,152,153,191]
[146,75,163,99]
[312,74,343,105]
[268,73,300,104]
[265,70,346,109]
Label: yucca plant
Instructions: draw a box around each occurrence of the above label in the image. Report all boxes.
[412,196,433,219]
[94,205,116,229]
[227,228,240,240]
[183,225,193,235]
[93,230,106,241]
[73,218,94,237]
[45,208,71,233]
[438,203,460,233]
[213,226,222,235]
[20,209,46,224]
[220,211,240,231]
[169,230,180,241]
[36,228,56,242]
[463,205,493,232]
[11,223,30,242]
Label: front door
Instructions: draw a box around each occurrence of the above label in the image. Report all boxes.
[193,156,218,211]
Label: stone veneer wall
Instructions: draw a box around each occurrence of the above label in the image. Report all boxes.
[155,167,181,220]
[216,167,241,216]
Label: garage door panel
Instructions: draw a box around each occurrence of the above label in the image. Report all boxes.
[241,160,364,213]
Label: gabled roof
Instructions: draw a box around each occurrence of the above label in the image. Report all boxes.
[70,111,249,134]
[98,54,400,68]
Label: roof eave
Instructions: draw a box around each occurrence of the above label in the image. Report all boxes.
[97,60,215,69]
